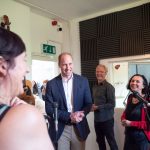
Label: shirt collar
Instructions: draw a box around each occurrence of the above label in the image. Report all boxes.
[97,80,106,86]
[61,73,73,82]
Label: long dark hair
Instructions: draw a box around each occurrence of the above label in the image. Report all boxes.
[0,27,26,67]
[33,81,39,95]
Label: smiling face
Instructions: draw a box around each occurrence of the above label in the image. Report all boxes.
[0,28,28,104]
[129,75,144,94]
[59,54,73,79]
[96,66,107,83]
[7,52,29,98]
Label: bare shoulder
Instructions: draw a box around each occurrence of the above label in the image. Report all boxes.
[1,104,44,126]
[0,104,54,150]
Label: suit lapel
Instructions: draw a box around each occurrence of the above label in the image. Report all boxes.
[73,74,78,111]
[56,75,67,108]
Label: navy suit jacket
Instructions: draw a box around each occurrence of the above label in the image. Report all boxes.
[45,73,92,142]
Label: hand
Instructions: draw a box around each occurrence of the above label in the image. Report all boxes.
[121,119,131,127]
[91,104,98,111]
[70,111,84,123]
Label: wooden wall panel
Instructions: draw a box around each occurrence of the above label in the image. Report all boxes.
[80,38,98,60]
[142,3,150,29]
[81,60,99,89]
[120,30,144,56]
[119,6,143,33]
[79,18,98,40]
[97,35,120,59]
[144,28,150,54]
[97,12,119,37]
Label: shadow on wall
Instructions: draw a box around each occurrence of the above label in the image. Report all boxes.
[114,108,125,150]
[86,109,125,150]
[86,112,99,150]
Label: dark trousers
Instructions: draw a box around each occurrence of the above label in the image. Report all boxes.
[124,130,150,150]
[94,118,118,150]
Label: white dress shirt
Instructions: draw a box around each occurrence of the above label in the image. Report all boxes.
[62,74,73,112]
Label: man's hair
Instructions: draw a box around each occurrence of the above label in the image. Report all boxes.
[58,52,73,66]
[96,64,108,73]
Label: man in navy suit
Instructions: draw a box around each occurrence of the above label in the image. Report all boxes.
[45,52,92,150]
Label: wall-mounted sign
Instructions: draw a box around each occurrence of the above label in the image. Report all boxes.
[42,44,56,54]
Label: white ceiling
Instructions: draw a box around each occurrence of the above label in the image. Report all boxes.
[16,0,142,21]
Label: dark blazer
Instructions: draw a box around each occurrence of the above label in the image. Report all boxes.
[45,73,92,142]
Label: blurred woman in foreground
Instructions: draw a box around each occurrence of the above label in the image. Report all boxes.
[0,27,54,150]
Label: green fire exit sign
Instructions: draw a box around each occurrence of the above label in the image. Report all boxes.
[42,44,56,54]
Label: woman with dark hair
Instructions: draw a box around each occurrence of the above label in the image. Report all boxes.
[0,27,54,150]
[32,80,39,95]
[121,74,150,150]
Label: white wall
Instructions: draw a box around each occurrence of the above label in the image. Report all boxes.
[0,0,71,76]
[69,20,81,74]
[30,11,63,61]
[0,0,31,79]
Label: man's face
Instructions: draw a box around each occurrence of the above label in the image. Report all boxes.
[96,66,107,82]
[59,54,73,78]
